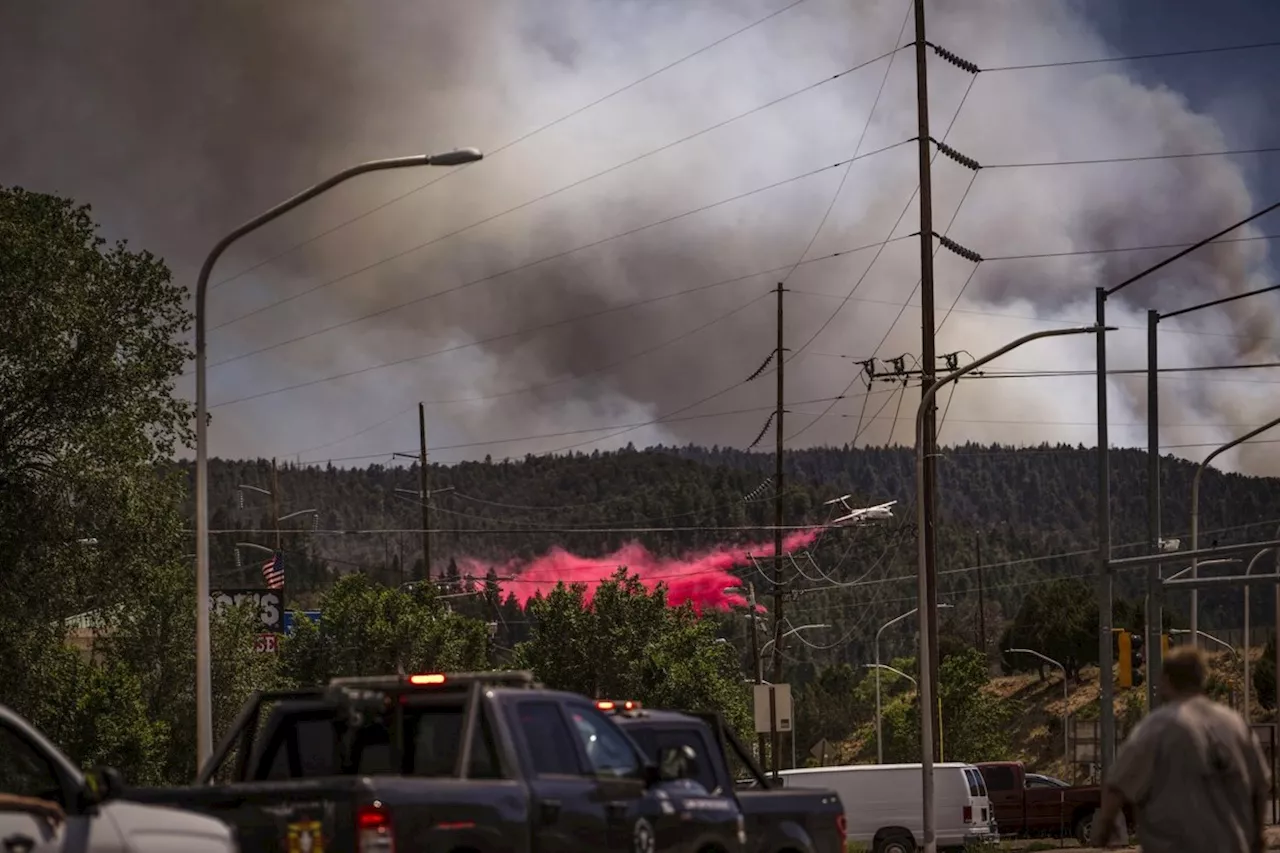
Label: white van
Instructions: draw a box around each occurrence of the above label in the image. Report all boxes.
[778,762,995,853]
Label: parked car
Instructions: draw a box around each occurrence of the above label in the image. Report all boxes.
[0,704,237,853]
[778,762,995,853]
[121,670,746,853]
[975,760,1132,845]
[596,700,845,853]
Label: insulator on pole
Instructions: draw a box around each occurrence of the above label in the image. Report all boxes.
[745,351,775,383]
[928,42,980,74]
[749,412,776,449]
[935,234,984,263]
[932,139,981,171]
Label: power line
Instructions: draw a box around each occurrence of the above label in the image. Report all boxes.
[202,141,913,390]
[979,39,1280,73]
[205,48,911,337]
[983,145,1280,170]
[205,0,815,294]
[985,232,1280,262]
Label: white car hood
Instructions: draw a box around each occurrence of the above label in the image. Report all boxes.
[103,800,236,853]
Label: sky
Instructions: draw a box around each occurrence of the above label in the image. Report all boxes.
[4,0,1280,475]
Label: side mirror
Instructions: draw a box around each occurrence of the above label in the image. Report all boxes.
[84,766,124,805]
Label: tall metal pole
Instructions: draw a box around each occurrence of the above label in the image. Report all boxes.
[1095,288,1116,776]
[916,325,1102,853]
[191,147,481,771]
[913,0,943,764]
[271,458,281,552]
[1244,547,1274,722]
[770,282,786,777]
[418,402,431,580]
[1146,310,1162,712]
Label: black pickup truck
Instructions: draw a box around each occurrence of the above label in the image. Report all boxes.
[122,671,746,853]
[597,700,845,853]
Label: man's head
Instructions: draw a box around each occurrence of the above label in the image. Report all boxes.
[1161,645,1208,699]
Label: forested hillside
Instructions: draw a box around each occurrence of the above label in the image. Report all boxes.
[183,442,1280,673]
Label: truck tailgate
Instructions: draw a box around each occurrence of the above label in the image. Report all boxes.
[737,787,845,853]
[124,777,373,853]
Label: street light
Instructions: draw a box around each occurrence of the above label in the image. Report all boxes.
[760,623,830,658]
[916,325,1106,853]
[874,604,953,764]
[193,146,483,770]
[1190,415,1280,650]
[864,663,917,687]
[1006,648,1069,766]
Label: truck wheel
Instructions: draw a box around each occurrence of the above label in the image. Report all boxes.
[874,832,916,853]
[1073,811,1093,846]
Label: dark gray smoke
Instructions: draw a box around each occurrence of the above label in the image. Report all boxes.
[3,0,1276,472]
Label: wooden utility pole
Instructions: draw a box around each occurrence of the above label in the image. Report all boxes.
[419,402,430,580]
[271,458,282,551]
[976,533,986,654]
[770,282,788,775]
[914,0,943,763]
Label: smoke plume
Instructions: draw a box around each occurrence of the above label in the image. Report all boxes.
[2,0,1276,472]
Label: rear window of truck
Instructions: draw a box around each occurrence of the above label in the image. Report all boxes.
[257,704,501,779]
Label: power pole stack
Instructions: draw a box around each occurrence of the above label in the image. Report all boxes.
[913,0,943,763]
[419,402,431,581]
[770,281,788,776]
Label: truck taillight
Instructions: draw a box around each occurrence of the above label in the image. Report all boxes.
[963,805,973,824]
[835,813,847,845]
[357,802,395,853]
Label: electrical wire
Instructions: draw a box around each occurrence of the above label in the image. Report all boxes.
[983,145,1280,170]
[207,50,912,337]
[980,39,1280,73]
[206,0,815,294]
[784,72,979,444]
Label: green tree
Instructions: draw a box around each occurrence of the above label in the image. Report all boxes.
[0,186,206,780]
[513,569,750,734]
[280,574,491,683]
[1254,638,1275,711]
[1003,578,1098,679]
[796,663,867,754]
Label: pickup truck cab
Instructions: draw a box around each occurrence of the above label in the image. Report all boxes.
[975,760,1131,845]
[0,704,237,853]
[597,700,845,853]
[123,671,745,853]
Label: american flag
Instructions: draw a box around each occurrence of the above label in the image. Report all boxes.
[262,551,284,590]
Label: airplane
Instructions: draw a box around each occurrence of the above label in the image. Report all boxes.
[823,495,897,526]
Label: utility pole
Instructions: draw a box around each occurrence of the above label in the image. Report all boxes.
[746,581,767,768]
[271,458,281,552]
[976,533,986,654]
[1145,310,1162,712]
[770,282,787,776]
[419,402,431,580]
[914,0,943,764]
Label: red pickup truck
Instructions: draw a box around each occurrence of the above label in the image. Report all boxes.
[976,761,1133,845]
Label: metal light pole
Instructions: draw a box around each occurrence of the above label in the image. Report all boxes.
[193,147,483,769]
[874,604,951,764]
[864,663,917,687]
[1006,648,1069,767]
[1190,415,1280,652]
[1244,542,1277,721]
[917,325,1105,853]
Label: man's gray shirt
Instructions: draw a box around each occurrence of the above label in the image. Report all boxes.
[1108,695,1270,853]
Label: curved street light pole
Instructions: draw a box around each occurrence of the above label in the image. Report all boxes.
[1190,415,1280,651]
[864,663,917,687]
[874,604,952,764]
[193,148,483,771]
[1006,648,1069,766]
[915,325,1107,853]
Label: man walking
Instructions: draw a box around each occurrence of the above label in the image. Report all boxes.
[1091,645,1271,852]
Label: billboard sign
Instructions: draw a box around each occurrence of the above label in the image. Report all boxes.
[210,588,283,634]
[283,610,321,635]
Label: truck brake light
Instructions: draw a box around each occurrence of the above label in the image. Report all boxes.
[356,802,395,853]
[407,673,446,686]
[835,813,847,845]
[963,805,973,824]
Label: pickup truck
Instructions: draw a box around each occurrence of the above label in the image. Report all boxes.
[596,699,845,853]
[122,671,747,853]
[975,761,1132,845]
[0,703,237,853]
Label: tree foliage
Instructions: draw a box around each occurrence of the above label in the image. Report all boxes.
[512,569,750,734]
[1001,578,1099,679]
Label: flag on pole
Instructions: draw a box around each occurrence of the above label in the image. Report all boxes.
[262,551,284,590]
